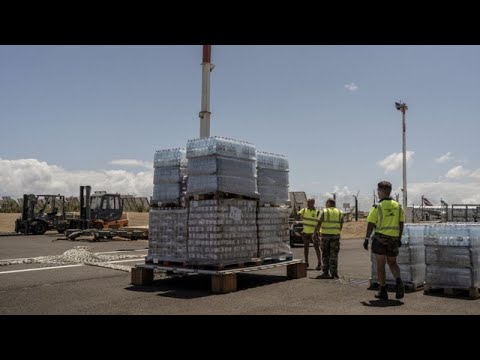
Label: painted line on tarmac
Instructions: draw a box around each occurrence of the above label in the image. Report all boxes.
[103,258,145,264]
[0,264,83,274]
[0,258,146,275]
[0,249,146,263]
[95,249,147,255]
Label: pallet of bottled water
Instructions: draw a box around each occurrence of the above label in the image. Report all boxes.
[371,257,425,288]
[188,156,256,177]
[257,151,289,171]
[154,148,188,167]
[188,199,258,265]
[257,152,289,205]
[147,209,188,262]
[257,168,289,186]
[154,165,187,184]
[257,185,289,206]
[370,224,426,288]
[257,206,292,259]
[187,175,259,198]
[186,137,258,198]
[152,183,184,205]
[152,148,187,205]
[187,137,256,160]
[424,223,480,290]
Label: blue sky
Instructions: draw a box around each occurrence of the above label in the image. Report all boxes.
[1,45,479,210]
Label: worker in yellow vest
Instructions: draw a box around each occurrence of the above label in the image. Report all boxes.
[297,198,321,269]
[363,181,406,301]
[314,198,343,279]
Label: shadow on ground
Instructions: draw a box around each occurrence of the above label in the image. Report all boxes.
[361,299,404,307]
[125,273,291,299]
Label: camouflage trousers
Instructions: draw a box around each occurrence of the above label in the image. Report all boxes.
[320,235,340,275]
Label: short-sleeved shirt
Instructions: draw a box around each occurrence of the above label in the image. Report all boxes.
[367,198,405,237]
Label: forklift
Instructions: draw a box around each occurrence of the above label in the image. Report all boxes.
[67,186,128,230]
[15,194,69,235]
[62,186,146,241]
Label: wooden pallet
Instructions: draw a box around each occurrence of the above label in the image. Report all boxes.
[148,256,295,271]
[368,280,424,293]
[424,285,480,299]
[260,255,294,264]
[131,259,306,293]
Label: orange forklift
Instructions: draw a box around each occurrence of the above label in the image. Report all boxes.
[66,186,128,231]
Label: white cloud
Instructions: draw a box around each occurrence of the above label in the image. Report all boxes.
[469,169,480,179]
[445,165,471,179]
[110,159,152,169]
[409,181,480,205]
[0,158,153,198]
[344,82,358,92]
[323,185,352,198]
[435,152,453,164]
[377,151,415,173]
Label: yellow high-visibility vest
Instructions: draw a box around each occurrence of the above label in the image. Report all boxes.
[367,199,406,237]
[298,208,319,234]
[320,207,342,235]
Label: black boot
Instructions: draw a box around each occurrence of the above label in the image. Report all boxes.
[331,271,339,279]
[396,278,405,299]
[375,286,388,300]
[316,271,331,279]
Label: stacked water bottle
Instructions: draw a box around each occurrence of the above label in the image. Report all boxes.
[257,206,292,260]
[255,151,291,259]
[256,151,289,206]
[371,224,426,288]
[188,198,258,264]
[424,223,480,290]
[152,148,187,206]
[186,137,258,198]
[148,208,188,262]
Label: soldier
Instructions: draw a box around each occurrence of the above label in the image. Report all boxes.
[363,181,406,300]
[314,198,343,279]
[298,198,321,269]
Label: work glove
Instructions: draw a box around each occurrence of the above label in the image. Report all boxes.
[363,238,369,250]
[397,237,402,248]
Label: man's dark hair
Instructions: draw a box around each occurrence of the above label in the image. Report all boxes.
[377,181,392,195]
[326,198,336,207]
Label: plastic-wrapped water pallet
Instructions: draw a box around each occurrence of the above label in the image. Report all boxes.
[257,151,289,171]
[424,223,480,292]
[396,245,425,264]
[153,166,187,184]
[371,256,425,284]
[257,168,289,186]
[187,137,256,161]
[256,152,289,206]
[401,224,426,245]
[257,185,289,206]
[424,223,480,247]
[370,224,426,287]
[426,246,480,268]
[425,265,480,288]
[188,199,258,265]
[152,183,182,203]
[257,206,292,259]
[148,209,188,262]
[187,175,259,198]
[154,148,187,167]
[187,156,256,177]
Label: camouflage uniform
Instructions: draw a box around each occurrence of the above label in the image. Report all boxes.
[320,234,340,276]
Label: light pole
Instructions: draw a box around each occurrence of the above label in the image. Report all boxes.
[395,101,408,210]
